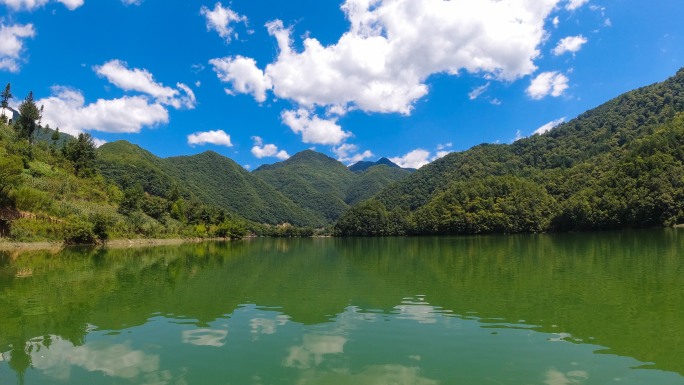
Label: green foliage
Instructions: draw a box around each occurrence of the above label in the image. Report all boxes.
[0,154,23,200]
[1,83,12,116]
[16,91,40,143]
[62,133,97,177]
[339,68,684,236]
[63,216,96,245]
[118,183,144,216]
[413,176,556,234]
[213,221,247,239]
[253,150,411,223]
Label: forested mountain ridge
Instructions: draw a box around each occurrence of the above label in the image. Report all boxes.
[253,150,412,223]
[164,151,320,226]
[348,157,411,173]
[336,68,684,235]
[98,143,322,227]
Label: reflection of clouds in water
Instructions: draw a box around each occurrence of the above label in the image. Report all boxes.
[27,336,158,381]
[395,297,441,324]
[294,364,438,385]
[284,334,346,369]
[545,369,588,385]
[182,329,228,347]
[250,315,289,336]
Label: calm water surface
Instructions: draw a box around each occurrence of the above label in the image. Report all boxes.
[1,230,683,384]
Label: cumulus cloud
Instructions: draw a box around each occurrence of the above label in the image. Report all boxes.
[38,86,168,136]
[333,143,373,164]
[200,2,247,43]
[210,56,272,102]
[213,0,561,115]
[251,136,289,160]
[0,0,83,10]
[187,129,233,147]
[390,149,431,169]
[553,35,587,56]
[534,117,566,135]
[391,143,454,169]
[95,60,196,109]
[565,0,589,11]
[0,23,35,72]
[526,71,569,99]
[281,109,351,145]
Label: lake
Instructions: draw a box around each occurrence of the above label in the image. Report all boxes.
[1,230,683,385]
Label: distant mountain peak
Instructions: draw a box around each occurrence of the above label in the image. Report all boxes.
[349,157,404,173]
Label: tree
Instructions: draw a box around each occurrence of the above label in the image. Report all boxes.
[0,155,23,202]
[16,91,40,143]
[0,83,12,122]
[62,133,97,177]
[119,183,144,216]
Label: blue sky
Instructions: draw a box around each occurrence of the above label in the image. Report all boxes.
[1,0,683,169]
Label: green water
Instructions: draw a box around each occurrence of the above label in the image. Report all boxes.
[1,230,683,385]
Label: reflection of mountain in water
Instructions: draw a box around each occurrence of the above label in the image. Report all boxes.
[1,230,683,379]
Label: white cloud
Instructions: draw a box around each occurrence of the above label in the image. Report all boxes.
[0,0,83,10]
[552,16,560,27]
[200,2,247,43]
[121,0,141,5]
[526,71,569,100]
[565,0,589,11]
[390,144,454,168]
[333,143,373,164]
[514,129,523,142]
[553,35,587,56]
[281,109,351,145]
[187,130,232,147]
[38,86,168,136]
[434,151,450,160]
[251,136,289,160]
[92,138,107,147]
[533,117,566,135]
[436,142,452,151]
[0,23,35,72]
[468,83,490,101]
[390,149,431,169]
[213,0,561,115]
[95,60,196,109]
[210,56,272,102]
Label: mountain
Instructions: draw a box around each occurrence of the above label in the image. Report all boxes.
[349,157,408,173]
[164,151,319,226]
[253,150,412,223]
[98,140,183,198]
[336,67,684,235]
[98,143,321,227]
[253,150,354,223]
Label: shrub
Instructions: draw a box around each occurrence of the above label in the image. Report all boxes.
[63,217,96,245]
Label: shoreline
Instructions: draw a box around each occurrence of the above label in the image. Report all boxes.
[0,238,222,252]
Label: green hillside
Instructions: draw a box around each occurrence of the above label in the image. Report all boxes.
[164,151,320,226]
[98,140,185,199]
[336,68,684,235]
[253,150,412,223]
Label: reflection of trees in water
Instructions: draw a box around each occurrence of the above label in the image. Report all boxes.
[1,230,683,377]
